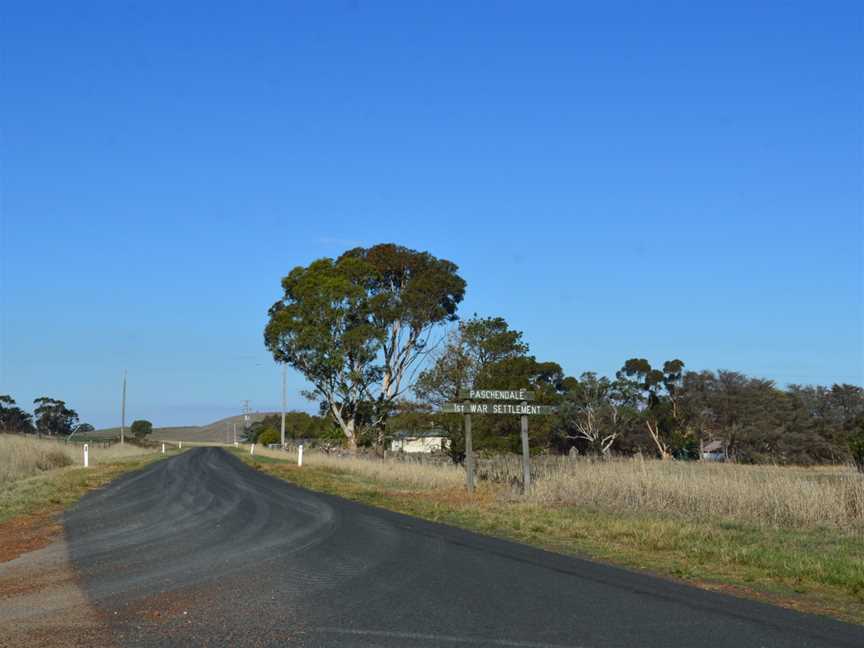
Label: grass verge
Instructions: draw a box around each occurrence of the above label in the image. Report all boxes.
[234,449,864,625]
[0,451,179,526]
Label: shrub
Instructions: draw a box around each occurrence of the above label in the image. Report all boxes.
[131,420,153,439]
[257,427,280,446]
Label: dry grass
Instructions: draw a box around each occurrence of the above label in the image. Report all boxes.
[246,446,864,532]
[509,455,863,531]
[244,444,464,490]
[0,436,159,485]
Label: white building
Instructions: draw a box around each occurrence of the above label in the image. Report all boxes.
[390,429,450,454]
[701,439,727,461]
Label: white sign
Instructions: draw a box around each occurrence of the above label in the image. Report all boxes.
[459,389,536,401]
[442,402,556,415]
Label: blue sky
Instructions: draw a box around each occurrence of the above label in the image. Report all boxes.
[1,1,861,428]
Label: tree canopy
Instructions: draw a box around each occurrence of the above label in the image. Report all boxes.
[130,420,153,439]
[265,243,465,450]
[0,395,34,433]
[33,397,79,436]
[415,315,562,457]
[263,243,862,467]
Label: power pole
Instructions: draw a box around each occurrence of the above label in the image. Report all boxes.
[280,364,287,446]
[120,369,127,445]
[242,400,251,431]
[233,423,237,444]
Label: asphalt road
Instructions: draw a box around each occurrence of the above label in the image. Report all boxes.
[63,447,863,647]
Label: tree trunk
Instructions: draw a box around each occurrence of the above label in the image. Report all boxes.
[332,408,358,453]
[345,433,358,452]
[374,425,386,457]
[646,420,672,460]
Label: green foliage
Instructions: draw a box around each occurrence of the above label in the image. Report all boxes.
[130,419,153,439]
[257,427,280,446]
[0,395,34,433]
[471,355,565,454]
[265,243,466,449]
[33,397,79,436]
[555,372,638,455]
[247,412,335,444]
[415,315,552,459]
[617,358,690,459]
[461,316,529,368]
[416,315,530,405]
[413,317,864,466]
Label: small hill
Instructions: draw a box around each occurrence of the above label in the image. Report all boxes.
[95,413,278,444]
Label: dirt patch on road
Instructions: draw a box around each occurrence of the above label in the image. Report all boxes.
[0,529,114,648]
[0,510,63,565]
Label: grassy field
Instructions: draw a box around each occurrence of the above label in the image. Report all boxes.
[0,436,176,525]
[235,445,864,624]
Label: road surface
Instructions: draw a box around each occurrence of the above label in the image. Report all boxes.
[42,448,864,646]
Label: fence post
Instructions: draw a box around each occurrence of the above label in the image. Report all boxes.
[83,444,89,468]
[298,444,303,467]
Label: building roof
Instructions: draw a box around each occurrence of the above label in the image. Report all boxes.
[703,440,725,452]
[393,428,448,439]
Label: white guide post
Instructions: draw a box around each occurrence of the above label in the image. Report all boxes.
[179,441,182,449]
[298,444,303,467]
[234,441,238,448]
[162,443,166,454]
[83,444,89,468]
[251,443,255,455]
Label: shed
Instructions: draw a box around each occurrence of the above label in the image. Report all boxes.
[701,440,727,461]
[390,428,450,454]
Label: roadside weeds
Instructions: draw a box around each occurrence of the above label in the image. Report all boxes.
[0,451,180,532]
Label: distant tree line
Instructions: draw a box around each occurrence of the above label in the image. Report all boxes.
[407,315,864,468]
[0,395,95,437]
[264,243,864,469]
[244,411,340,447]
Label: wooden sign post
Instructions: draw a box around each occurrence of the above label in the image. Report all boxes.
[520,406,531,492]
[441,389,556,495]
[464,410,475,493]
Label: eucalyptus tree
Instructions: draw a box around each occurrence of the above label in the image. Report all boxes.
[472,354,565,453]
[618,358,687,459]
[414,315,529,405]
[414,316,532,458]
[265,244,465,451]
[0,395,33,433]
[558,373,613,455]
[33,397,79,436]
[130,420,153,439]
